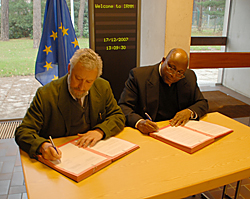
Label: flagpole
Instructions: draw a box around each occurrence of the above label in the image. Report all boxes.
[71,0,74,27]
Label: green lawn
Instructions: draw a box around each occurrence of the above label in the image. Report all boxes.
[191,28,223,36]
[191,29,223,51]
[0,38,89,77]
[0,34,221,77]
[190,46,222,51]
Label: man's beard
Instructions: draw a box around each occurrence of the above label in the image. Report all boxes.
[68,82,88,99]
[68,84,88,99]
[67,75,88,99]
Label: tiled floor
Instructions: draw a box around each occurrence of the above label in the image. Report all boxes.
[0,75,39,199]
[1,74,250,199]
[0,139,27,199]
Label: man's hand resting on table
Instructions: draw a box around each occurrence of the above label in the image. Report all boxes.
[169,109,192,127]
[137,119,159,134]
[76,129,104,148]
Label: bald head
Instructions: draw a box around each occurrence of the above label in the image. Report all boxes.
[160,48,189,86]
[166,48,189,70]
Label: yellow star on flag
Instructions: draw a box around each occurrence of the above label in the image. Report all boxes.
[50,31,58,40]
[71,38,79,48]
[43,45,52,55]
[43,61,53,71]
[62,26,69,36]
[52,75,58,80]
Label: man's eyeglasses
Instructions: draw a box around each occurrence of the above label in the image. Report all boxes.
[166,64,185,79]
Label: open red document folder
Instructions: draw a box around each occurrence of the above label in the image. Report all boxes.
[150,120,233,154]
[37,137,139,182]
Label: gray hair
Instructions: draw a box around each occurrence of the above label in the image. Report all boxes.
[69,48,103,77]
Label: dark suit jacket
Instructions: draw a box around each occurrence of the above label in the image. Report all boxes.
[15,75,125,158]
[118,63,208,127]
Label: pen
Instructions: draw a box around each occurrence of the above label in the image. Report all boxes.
[49,136,59,155]
[145,112,153,121]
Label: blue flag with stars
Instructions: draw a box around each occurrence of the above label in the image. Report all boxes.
[35,0,79,85]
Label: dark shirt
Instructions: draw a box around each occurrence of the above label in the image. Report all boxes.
[155,77,179,121]
[70,95,90,135]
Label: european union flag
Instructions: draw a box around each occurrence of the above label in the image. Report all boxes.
[35,0,79,85]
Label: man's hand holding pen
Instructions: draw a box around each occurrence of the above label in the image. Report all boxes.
[137,112,159,134]
[39,141,62,162]
[137,119,159,134]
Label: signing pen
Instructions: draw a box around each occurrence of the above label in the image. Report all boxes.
[145,112,153,121]
[49,136,59,154]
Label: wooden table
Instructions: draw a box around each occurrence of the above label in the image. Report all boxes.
[20,112,250,199]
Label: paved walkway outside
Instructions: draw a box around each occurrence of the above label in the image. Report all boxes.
[0,75,41,120]
[193,68,219,85]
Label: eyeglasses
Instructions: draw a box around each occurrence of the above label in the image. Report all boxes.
[166,64,185,79]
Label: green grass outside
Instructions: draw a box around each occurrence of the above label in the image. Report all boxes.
[191,29,223,51]
[191,28,223,36]
[0,32,221,77]
[0,38,89,77]
[190,46,222,51]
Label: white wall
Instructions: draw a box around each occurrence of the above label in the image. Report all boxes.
[140,0,193,67]
[164,0,193,56]
[140,0,167,66]
[223,0,250,98]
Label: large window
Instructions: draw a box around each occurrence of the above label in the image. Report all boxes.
[190,0,231,85]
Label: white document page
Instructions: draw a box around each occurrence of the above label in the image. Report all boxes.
[89,137,136,157]
[155,126,211,147]
[185,120,231,137]
[51,143,107,174]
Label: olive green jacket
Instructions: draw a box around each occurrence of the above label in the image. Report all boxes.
[15,75,125,159]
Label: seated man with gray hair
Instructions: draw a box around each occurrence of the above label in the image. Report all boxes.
[15,48,125,162]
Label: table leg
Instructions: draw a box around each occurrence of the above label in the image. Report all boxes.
[221,180,242,199]
[234,180,242,199]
